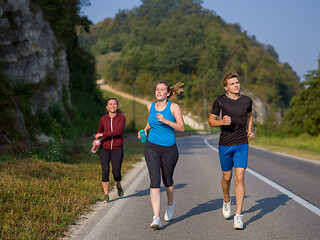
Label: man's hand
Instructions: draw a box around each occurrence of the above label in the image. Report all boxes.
[222,115,231,125]
[248,131,255,140]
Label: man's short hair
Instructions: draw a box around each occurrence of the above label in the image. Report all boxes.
[222,72,239,86]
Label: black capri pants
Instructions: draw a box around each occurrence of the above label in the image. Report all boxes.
[144,141,179,188]
[99,147,123,182]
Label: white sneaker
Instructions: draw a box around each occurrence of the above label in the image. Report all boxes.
[222,200,231,218]
[234,214,243,229]
[150,216,162,230]
[164,201,175,222]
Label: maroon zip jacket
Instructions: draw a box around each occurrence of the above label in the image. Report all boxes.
[96,112,126,150]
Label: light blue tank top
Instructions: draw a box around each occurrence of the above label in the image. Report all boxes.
[148,101,176,146]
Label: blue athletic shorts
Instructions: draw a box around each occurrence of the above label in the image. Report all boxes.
[218,144,249,172]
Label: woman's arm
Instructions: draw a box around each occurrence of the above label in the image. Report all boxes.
[95,118,104,139]
[101,115,126,137]
[95,115,126,138]
[138,104,151,139]
[157,103,185,132]
[144,104,151,132]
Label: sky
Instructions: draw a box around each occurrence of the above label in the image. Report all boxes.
[81,0,320,80]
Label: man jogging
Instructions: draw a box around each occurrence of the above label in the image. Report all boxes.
[208,72,254,229]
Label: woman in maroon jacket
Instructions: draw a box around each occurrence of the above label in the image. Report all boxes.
[93,98,126,202]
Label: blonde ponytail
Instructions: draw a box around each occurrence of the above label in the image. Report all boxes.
[155,81,184,100]
[169,82,184,99]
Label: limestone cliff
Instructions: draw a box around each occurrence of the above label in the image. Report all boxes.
[0,0,71,140]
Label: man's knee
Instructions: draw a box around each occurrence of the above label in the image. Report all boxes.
[235,174,244,184]
[222,172,232,182]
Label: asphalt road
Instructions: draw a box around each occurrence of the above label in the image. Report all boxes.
[65,135,320,240]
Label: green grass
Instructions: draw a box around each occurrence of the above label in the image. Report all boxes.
[0,135,144,240]
[251,133,320,161]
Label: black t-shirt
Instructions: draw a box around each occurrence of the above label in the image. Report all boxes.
[210,94,252,146]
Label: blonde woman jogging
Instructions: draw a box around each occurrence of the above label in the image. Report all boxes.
[138,81,184,230]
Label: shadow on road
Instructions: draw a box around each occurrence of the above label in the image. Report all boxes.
[242,194,290,228]
[108,183,187,203]
[161,194,290,230]
[162,198,224,229]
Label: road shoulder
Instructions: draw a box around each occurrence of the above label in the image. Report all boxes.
[62,158,147,239]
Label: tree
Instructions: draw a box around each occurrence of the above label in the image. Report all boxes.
[282,57,320,135]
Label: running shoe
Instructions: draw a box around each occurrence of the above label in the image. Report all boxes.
[117,185,124,197]
[234,214,243,229]
[103,194,109,203]
[150,216,162,230]
[164,201,175,222]
[222,200,231,218]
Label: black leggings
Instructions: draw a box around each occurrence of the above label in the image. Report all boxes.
[144,141,179,188]
[99,147,123,182]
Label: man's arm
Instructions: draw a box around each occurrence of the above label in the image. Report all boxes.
[208,113,231,127]
[247,112,254,140]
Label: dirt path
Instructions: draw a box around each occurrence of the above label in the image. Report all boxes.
[97,80,205,130]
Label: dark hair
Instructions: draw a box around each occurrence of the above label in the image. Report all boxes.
[105,98,122,113]
[106,97,118,106]
[222,72,239,86]
[155,81,184,99]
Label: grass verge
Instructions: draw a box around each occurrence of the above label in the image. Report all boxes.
[251,134,320,161]
[0,134,144,240]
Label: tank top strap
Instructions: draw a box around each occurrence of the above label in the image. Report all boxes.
[150,102,156,112]
[164,101,172,112]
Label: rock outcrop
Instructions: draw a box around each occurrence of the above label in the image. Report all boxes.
[0,0,71,140]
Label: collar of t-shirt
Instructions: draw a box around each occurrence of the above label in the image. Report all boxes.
[225,93,242,100]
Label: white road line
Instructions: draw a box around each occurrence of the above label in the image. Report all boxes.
[204,136,320,217]
[84,167,148,240]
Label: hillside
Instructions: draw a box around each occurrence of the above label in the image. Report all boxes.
[78,0,300,123]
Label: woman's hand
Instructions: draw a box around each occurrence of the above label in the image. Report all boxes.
[95,133,103,139]
[137,131,141,139]
[156,113,168,124]
[138,129,148,139]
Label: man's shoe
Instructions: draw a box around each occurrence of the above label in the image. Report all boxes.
[222,200,231,218]
[164,201,175,221]
[234,214,243,229]
[103,194,109,203]
[117,185,124,197]
[150,216,162,230]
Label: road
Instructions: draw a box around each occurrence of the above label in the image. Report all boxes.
[65,135,320,240]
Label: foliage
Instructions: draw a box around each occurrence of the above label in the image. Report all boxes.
[0,67,16,143]
[32,0,91,48]
[281,58,320,135]
[78,0,299,120]
[0,65,38,143]
[67,47,105,135]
